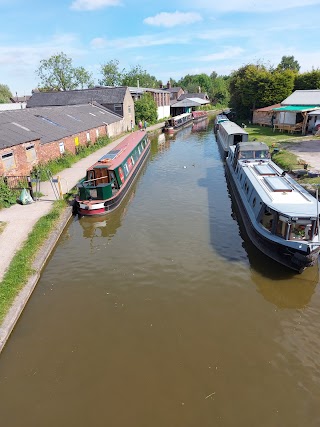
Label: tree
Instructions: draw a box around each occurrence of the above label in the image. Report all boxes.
[294,69,320,90]
[277,55,300,73]
[121,65,160,88]
[229,63,294,118]
[134,92,157,124]
[36,52,94,91]
[99,59,123,86]
[0,84,12,103]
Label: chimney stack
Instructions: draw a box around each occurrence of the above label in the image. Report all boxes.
[167,80,171,89]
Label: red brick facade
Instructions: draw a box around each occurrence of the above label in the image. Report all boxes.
[0,125,107,177]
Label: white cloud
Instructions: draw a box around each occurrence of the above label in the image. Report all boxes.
[185,0,320,13]
[90,37,108,49]
[70,0,121,11]
[144,11,202,28]
[199,47,244,61]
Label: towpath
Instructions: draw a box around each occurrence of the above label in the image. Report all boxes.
[0,125,163,282]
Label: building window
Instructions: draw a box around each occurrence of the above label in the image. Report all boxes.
[86,132,90,142]
[114,104,122,113]
[96,129,99,138]
[26,144,37,162]
[128,105,131,114]
[1,152,15,171]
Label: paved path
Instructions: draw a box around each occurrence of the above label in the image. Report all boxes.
[0,125,163,282]
[284,139,320,172]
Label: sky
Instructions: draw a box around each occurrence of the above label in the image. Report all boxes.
[1,0,320,96]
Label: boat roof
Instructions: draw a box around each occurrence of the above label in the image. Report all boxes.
[238,157,319,217]
[171,112,192,120]
[238,141,268,151]
[89,131,147,171]
[215,114,229,123]
[219,120,248,136]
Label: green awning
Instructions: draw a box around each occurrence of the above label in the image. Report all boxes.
[273,105,320,112]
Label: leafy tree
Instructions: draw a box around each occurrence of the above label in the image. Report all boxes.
[99,59,123,86]
[121,65,160,88]
[211,76,230,106]
[134,92,157,124]
[74,66,94,89]
[229,63,295,119]
[0,84,12,103]
[36,52,94,91]
[177,73,212,94]
[277,55,300,72]
[294,69,320,90]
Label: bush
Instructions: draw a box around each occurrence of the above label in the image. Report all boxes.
[0,178,20,209]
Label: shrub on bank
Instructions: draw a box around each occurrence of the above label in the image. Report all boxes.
[0,178,20,209]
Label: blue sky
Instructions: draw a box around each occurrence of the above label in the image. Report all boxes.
[1,0,320,96]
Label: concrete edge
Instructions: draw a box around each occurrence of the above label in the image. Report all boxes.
[0,206,73,354]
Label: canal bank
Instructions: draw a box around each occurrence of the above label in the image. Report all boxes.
[0,124,164,353]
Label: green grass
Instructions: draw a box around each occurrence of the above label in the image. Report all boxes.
[242,125,320,186]
[0,222,6,234]
[0,200,67,323]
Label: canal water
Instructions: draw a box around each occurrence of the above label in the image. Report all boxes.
[1,120,320,426]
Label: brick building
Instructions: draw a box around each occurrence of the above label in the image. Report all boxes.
[0,104,122,177]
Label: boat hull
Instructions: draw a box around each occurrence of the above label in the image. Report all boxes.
[225,164,319,273]
[76,142,150,216]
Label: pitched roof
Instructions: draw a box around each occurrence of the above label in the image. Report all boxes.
[162,87,182,93]
[171,97,210,108]
[281,90,320,106]
[254,103,281,112]
[0,104,121,150]
[178,92,209,101]
[27,87,129,108]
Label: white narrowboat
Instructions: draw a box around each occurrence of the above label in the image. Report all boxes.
[216,120,248,156]
[225,141,320,273]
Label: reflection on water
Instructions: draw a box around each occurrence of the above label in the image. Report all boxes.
[0,120,320,427]
[192,118,209,133]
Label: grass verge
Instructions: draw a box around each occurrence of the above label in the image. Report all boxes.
[0,199,67,323]
[0,222,7,235]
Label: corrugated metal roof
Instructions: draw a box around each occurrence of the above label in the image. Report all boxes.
[171,97,209,108]
[281,90,320,106]
[0,104,121,149]
[27,87,129,108]
[254,103,281,112]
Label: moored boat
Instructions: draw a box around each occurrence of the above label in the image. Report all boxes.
[225,141,320,273]
[192,110,208,122]
[216,120,248,156]
[75,131,150,216]
[163,113,193,134]
[214,114,229,133]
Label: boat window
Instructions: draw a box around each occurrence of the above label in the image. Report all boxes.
[131,156,135,165]
[255,150,269,159]
[260,209,274,232]
[276,217,288,239]
[252,197,256,208]
[289,221,313,241]
[123,163,129,176]
[240,150,253,159]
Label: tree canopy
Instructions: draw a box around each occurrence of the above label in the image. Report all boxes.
[0,84,12,103]
[36,52,94,91]
[229,64,295,118]
[99,59,123,86]
[134,92,158,124]
[276,55,300,73]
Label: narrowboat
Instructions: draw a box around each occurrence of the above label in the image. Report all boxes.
[76,131,150,216]
[225,141,320,273]
[192,110,208,122]
[213,114,229,133]
[163,113,193,134]
[216,120,248,156]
